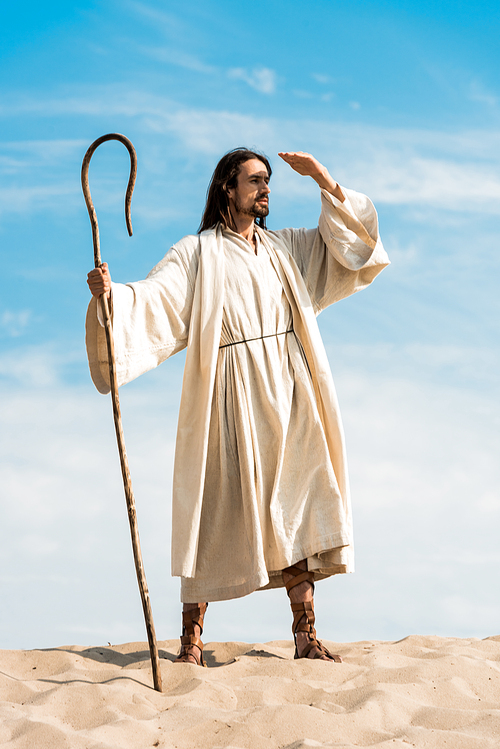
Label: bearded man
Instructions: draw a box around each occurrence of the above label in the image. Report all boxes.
[86,148,389,665]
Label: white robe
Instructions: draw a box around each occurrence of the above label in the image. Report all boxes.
[86,188,390,602]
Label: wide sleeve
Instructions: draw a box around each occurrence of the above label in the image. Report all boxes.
[85,241,198,394]
[270,186,390,313]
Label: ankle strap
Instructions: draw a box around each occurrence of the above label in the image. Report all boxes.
[182,603,208,636]
[284,566,315,594]
[291,600,316,635]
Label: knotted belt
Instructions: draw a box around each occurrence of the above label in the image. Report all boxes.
[219,329,293,349]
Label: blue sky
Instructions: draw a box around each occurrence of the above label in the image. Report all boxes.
[1,0,499,650]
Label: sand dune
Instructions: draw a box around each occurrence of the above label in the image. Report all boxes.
[1,635,499,748]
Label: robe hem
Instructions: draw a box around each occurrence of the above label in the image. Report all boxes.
[178,531,352,603]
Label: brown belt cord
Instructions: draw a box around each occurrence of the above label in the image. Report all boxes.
[219,329,293,349]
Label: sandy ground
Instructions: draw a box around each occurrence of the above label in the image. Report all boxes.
[1,635,499,748]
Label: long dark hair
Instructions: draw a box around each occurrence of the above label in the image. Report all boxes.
[198,147,272,233]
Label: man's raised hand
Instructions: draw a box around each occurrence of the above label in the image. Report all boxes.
[87,262,112,299]
[278,151,345,202]
[278,151,326,178]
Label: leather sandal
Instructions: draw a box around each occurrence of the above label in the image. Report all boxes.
[174,603,208,666]
[284,564,341,662]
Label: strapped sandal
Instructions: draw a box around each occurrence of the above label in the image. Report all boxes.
[175,602,208,666]
[284,564,342,663]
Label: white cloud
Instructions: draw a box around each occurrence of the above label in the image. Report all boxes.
[327,342,500,390]
[137,45,216,74]
[364,155,500,207]
[0,140,88,175]
[0,139,88,215]
[1,310,32,337]
[147,107,277,154]
[228,67,277,95]
[144,109,500,213]
[0,372,182,648]
[469,79,498,108]
[1,339,499,646]
[18,534,59,556]
[0,89,175,119]
[126,1,186,35]
[292,89,314,99]
[315,346,500,640]
[2,91,500,221]
[0,184,80,215]
[0,344,82,387]
[312,73,332,85]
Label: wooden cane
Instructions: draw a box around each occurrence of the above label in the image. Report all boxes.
[81,133,162,692]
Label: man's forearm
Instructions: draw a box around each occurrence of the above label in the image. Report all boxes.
[277,151,345,202]
[312,168,345,203]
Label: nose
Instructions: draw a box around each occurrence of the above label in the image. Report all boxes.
[263,182,271,194]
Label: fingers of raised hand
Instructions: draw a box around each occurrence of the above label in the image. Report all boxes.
[278,151,319,176]
[278,151,312,164]
[278,151,311,158]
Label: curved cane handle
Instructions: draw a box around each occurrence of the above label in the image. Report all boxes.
[81,133,137,268]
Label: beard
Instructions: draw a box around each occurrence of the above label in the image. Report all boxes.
[234,194,269,218]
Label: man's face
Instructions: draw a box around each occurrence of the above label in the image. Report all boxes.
[227,158,270,220]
